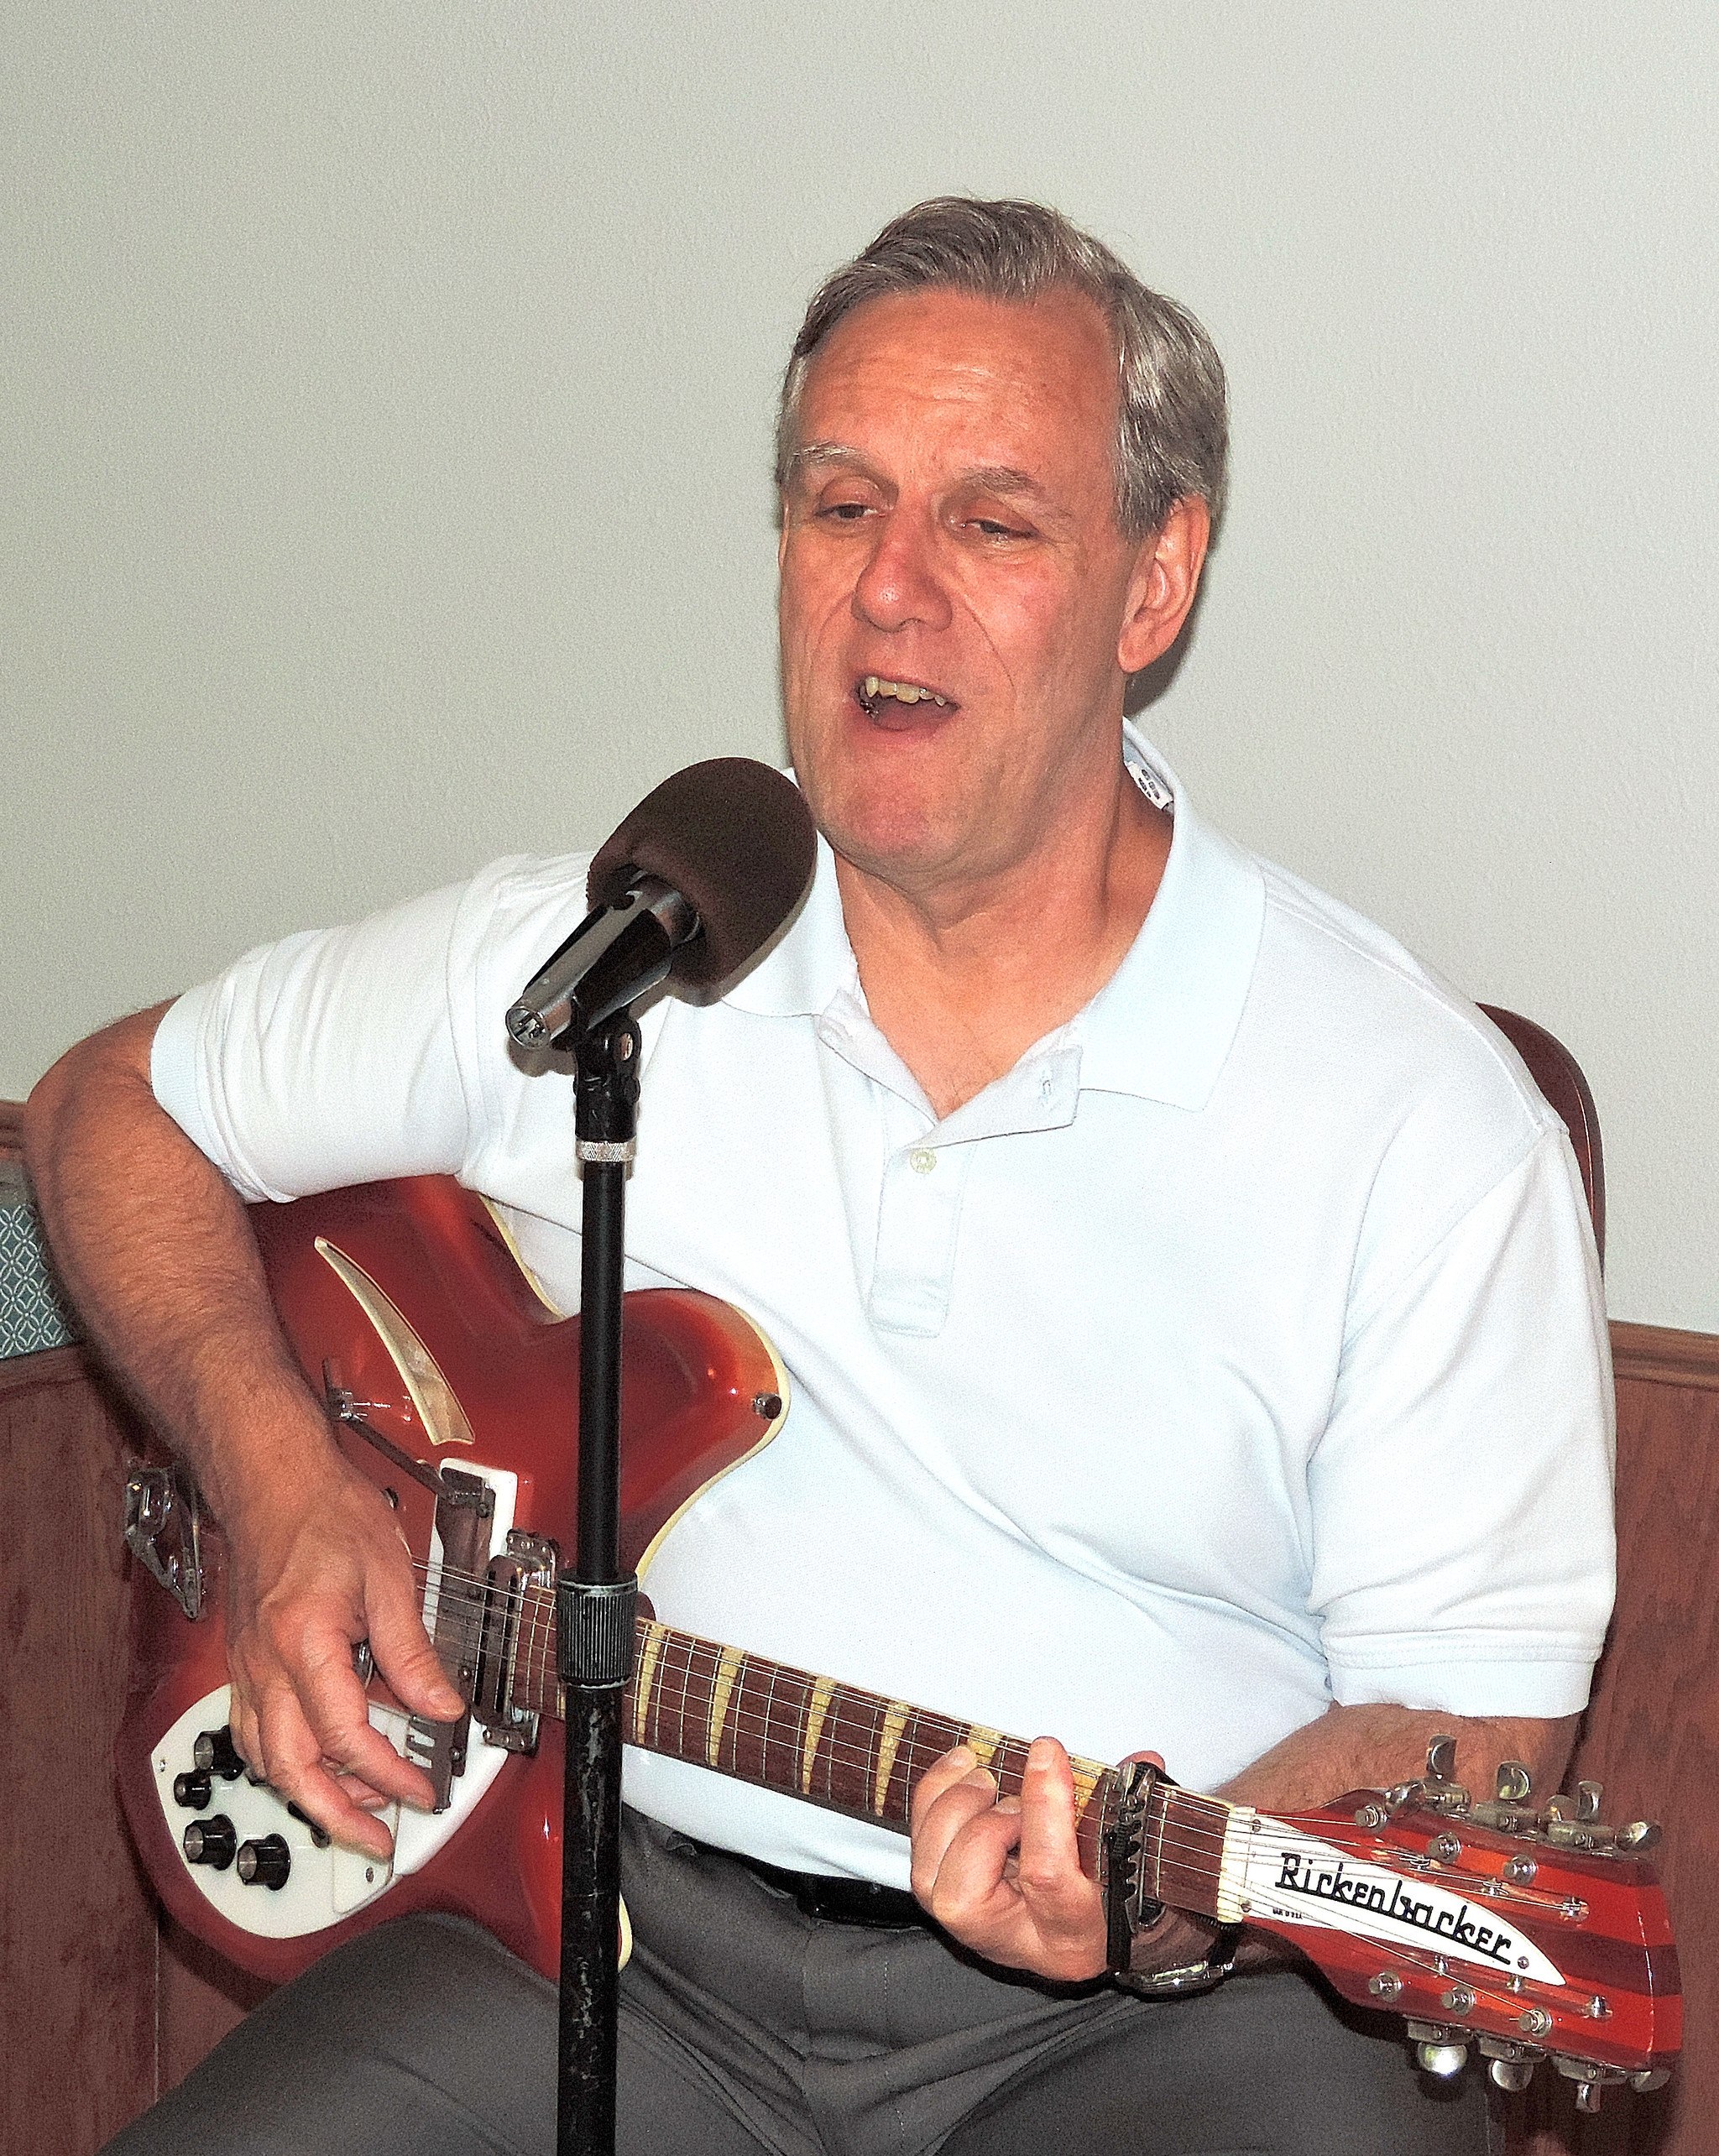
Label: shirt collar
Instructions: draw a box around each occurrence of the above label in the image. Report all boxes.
[1072,724,1265,1109]
[721,725,1265,1113]
[720,819,856,1017]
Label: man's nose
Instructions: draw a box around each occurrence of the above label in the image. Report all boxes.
[852,514,954,634]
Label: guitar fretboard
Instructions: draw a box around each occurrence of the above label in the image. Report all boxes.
[507,1600,1228,1915]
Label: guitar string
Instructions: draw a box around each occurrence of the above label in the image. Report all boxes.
[389,1558,1244,1871]
[385,1560,1583,1918]
[394,1562,1435,1877]
[365,1575,1606,2019]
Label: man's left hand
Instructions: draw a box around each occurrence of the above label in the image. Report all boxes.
[909,1736,1214,1984]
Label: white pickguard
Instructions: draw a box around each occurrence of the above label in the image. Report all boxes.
[150,1465,520,1942]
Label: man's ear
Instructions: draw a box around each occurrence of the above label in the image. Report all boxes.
[1116,496,1210,676]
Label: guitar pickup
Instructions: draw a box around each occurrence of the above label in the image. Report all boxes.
[471,1532,560,1755]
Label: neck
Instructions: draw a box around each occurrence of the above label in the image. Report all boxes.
[509,1604,1233,1918]
[834,778,1171,1118]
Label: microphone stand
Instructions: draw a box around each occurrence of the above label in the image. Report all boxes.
[556,1010,642,2156]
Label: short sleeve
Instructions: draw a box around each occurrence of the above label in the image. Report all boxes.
[149,879,483,1203]
[1310,1126,1615,1718]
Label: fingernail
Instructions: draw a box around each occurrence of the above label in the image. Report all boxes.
[945,1745,975,1770]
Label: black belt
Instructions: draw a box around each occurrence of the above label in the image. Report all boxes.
[718,1845,927,1930]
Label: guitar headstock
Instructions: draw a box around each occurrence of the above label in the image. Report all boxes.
[1238,1737,1680,2112]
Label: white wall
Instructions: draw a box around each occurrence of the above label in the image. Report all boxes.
[3,2,1714,1329]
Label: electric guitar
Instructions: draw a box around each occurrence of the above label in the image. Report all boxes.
[118,1177,1680,2112]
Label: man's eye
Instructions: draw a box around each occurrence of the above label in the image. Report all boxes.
[819,501,874,522]
[969,518,1029,540]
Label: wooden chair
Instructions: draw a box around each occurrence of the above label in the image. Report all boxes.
[1472,1013,1716,2156]
[1481,1005,1607,1266]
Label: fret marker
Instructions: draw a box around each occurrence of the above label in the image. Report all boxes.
[802,1678,836,1794]
[708,1647,745,1768]
[632,1622,666,1746]
[873,1704,909,1818]
[965,1725,1003,1773]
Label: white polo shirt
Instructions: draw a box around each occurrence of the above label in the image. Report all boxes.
[153,729,1615,1887]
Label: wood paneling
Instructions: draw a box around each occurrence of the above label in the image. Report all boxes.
[1508,1349,1719,2156]
[1612,1323,1719,1395]
[0,1349,158,2155]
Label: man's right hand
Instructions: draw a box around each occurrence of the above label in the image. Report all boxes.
[220,1436,467,1861]
[24,1002,464,1861]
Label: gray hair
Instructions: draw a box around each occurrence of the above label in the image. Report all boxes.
[776,197,1229,540]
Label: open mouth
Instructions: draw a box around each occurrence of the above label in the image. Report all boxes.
[854,675,958,717]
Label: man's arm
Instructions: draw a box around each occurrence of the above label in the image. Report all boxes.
[24,1006,463,1856]
[909,1704,1578,1984]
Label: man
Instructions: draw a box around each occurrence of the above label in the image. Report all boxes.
[28,200,1612,2153]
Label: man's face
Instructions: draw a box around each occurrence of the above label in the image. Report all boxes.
[777,285,1163,902]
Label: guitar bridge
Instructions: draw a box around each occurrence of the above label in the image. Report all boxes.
[407,1467,494,1810]
[472,1532,560,1754]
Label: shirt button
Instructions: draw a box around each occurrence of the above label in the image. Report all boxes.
[908,1147,937,1175]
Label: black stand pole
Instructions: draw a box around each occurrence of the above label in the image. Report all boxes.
[556,1014,642,2156]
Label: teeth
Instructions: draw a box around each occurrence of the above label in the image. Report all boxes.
[861,676,948,709]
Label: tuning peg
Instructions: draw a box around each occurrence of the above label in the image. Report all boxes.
[1554,2059,1627,2114]
[1575,1780,1603,1824]
[1407,2020,1469,2078]
[1615,1819,1662,1853]
[1479,2037,1543,2093]
[1471,1759,1537,1833]
[1420,1735,1470,1814]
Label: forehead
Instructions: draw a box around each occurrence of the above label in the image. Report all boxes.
[792,286,1120,493]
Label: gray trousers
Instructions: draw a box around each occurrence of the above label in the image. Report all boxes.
[106,1810,1490,2156]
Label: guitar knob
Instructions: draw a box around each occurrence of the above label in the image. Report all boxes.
[192,1727,246,1781]
[237,1835,292,1891]
[183,1815,237,1870]
[173,1769,212,1810]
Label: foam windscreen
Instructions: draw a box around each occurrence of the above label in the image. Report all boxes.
[587,758,817,990]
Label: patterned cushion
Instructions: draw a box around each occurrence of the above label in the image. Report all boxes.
[0,1162,80,1358]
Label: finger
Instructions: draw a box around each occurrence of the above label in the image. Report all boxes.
[909,1750,1001,1897]
[1011,1738,1106,1971]
[295,1624,442,1812]
[911,1746,987,1833]
[328,1768,391,1810]
[228,1691,264,1780]
[919,1796,1025,1924]
[1014,1737,1083,1901]
[253,1681,400,1859]
[365,1558,465,1724]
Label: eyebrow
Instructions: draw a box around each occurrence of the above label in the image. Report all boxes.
[785,445,1053,505]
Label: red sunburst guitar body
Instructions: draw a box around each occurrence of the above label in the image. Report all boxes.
[117,1175,784,1987]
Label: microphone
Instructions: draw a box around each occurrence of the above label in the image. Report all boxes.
[505,758,817,1050]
